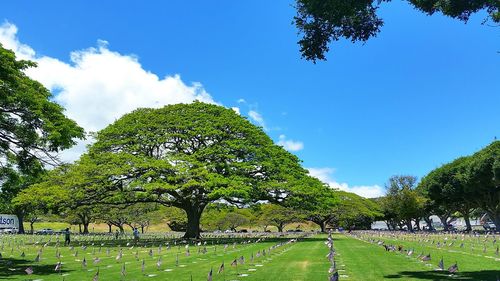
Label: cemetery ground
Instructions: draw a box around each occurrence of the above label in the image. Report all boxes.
[0,232,499,281]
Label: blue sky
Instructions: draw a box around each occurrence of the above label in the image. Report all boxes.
[1,1,498,197]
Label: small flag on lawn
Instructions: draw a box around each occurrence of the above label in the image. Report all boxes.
[207,268,213,281]
[156,257,162,270]
[448,262,458,274]
[421,254,431,261]
[231,259,237,267]
[55,261,62,271]
[141,259,145,273]
[329,271,339,281]
[121,263,126,276]
[93,268,99,281]
[25,267,33,275]
[82,257,87,268]
[218,262,224,274]
[438,258,444,270]
[34,254,40,262]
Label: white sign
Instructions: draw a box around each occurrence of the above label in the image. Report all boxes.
[0,214,19,228]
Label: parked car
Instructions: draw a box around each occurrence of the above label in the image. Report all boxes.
[36,228,54,235]
[54,229,67,234]
[0,227,18,234]
[483,222,496,231]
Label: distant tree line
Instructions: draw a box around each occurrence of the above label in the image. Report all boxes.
[376,141,499,231]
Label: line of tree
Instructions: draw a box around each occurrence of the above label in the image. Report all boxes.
[377,141,499,231]
[13,101,382,237]
[1,45,382,236]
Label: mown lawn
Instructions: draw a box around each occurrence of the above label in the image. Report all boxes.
[334,233,499,281]
[0,234,329,281]
[1,233,498,280]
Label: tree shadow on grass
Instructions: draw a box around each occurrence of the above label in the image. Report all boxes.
[385,270,500,280]
[0,257,72,279]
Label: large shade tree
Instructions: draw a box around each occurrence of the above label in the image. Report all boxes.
[383,175,426,231]
[467,141,500,228]
[0,45,84,233]
[418,156,475,231]
[327,190,382,230]
[29,102,309,238]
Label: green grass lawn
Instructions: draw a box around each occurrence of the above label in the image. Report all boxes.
[0,233,498,280]
[0,234,328,281]
[335,232,499,281]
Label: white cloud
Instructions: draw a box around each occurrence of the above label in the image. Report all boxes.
[277,134,304,152]
[0,22,35,59]
[248,110,266,129]
[0,22,215,163]
[307,167,384,198]
[237,98,246,104]
[231,107,241,115]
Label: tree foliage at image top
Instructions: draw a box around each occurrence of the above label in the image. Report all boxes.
[294,0,500,62]
[0,44,84,172]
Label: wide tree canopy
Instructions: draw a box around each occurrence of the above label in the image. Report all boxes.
[0,44,84,172]
[418,156,475,231]
[27,102,310,238]
[466,140,500,228]
[294,0,500,62]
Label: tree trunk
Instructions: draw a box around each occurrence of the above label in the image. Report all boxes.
[16,211,25,234]
[30,222,35,234]
[183,204,205,239]
[463,213,472,232]
[406,220,413,232]
[277,223,284,233]
[439,216,449,231]
[312,219,327,232]
[319,221,326,233]
[488,212,500,232]
[78,224,82,233]
[424,217,434,231]
[141,226,144,233]
[390,221,397,230]
[107,223,112,233]
[83,223,89,234]
[413,218,421,231]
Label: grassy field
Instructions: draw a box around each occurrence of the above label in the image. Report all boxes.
[0,232,498,280]
[336,232,499,281]
[0,233,327,281]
